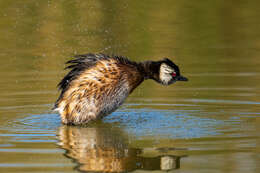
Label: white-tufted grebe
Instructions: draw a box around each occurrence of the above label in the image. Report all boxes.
[54,53,188,125]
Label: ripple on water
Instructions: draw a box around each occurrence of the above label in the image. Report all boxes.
[1,113,60,143]
[11,113,60,132]
[3,107,237,142]
[104,108,226,139]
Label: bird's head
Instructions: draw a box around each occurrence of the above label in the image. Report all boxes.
[158,58,188,85]
[144,58,188,85]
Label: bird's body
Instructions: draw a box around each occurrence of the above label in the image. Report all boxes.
[54,53,187,125]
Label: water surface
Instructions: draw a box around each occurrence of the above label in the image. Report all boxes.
[0,0,259,173]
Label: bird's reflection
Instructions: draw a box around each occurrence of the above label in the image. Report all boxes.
[57,123,186,172]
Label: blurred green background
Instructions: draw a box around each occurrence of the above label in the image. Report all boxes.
[0,0,259,173]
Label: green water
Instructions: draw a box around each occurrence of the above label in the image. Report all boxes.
[0,0,259,172]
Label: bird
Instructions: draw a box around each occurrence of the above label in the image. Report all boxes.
[54,53,188,125]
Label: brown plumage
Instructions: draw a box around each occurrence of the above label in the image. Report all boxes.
[54,53,188,125]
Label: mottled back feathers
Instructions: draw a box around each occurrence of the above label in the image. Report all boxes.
[55,53,139,109]
[54,53,143,125]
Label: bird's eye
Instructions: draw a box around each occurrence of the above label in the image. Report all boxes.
[171,72,176,77]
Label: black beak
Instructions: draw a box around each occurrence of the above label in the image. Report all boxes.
[176,75,188,81]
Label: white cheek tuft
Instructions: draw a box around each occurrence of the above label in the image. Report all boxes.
[159,63,173,85]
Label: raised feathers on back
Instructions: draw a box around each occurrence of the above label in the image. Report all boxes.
[54,53,139,110]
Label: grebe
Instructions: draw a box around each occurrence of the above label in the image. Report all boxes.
[54,53,188,125]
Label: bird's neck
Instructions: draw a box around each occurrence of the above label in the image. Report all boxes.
[138,61,160,80]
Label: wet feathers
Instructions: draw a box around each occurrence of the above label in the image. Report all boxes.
[54,53,143,125]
